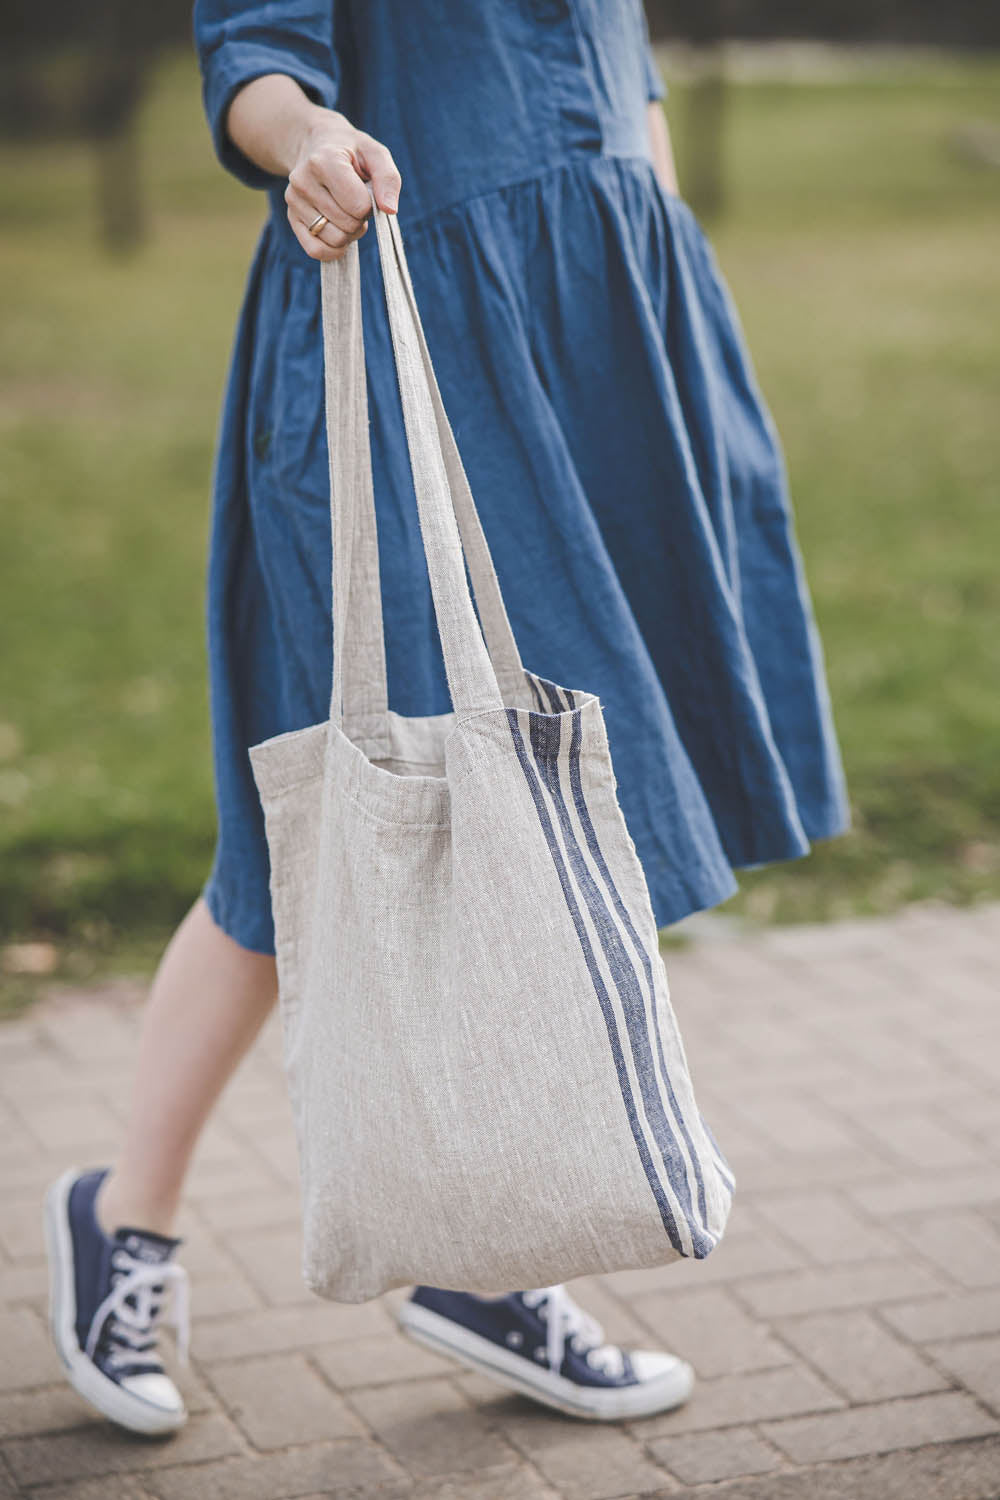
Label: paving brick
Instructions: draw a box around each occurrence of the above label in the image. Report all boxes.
[728,1092,859,1156]
[408,1463,561,1499]
[0,1015,45,1056]
[348,1378,517,1479]
[631,1364,843,1438]
[228,1226,309,1307]
[313,1333,454,1388]
[3,1412,243,1487]
[850,1170,1000,1217]
[707,1014,820,1065]
[942,1091,1000,1142]
[752,1190,899,1264]
[604,1222,800,1297]
[216,1082,295,1133]
[0,1309,63,1392]
[186,1119,251,1168]
[0,1152,44,1195]
[928,1336,1000,1412]
[37,1003,138,1063]
[732,1145,892,1197]
[195,1187,302,1235]
[630,1288,790,1378]
[0,1462,22,1500]
[0,1198,46,1261]
[774,1310,946,1401]
[249,1130,301,1185]
[170,1362,219,1417]
[193,1299,393,1361]
[737,1258,944,1319]
[650,1426,783,1484]
[890,1210,1000,1290]
[762,1391,998,1464]
[0,1139,48,1196]
[691,1435,1000,1500]
[206,1353,362,1449]
[0,1261,48,1304]
[493,1408,670,1500]
[880,1289,1000,1343]
[0,1384,97,1438]
[146,1440,408,1500]
[850,1110,985,1170]
[31,1478,158,1500]
[0,1053,78,1099]
[187,1267,263,1317]
[816,1060,970,1108]
[180,1161,281,1210]
[166,1227,242,1282]
[566,1277,653,1349]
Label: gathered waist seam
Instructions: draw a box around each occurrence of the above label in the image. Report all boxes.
[265,151,656,265]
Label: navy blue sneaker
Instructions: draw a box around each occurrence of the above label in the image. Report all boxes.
[44,1167,189,1435]
[398,1284,694,1420]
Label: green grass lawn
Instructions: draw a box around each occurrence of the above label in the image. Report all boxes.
[1,50,999,991]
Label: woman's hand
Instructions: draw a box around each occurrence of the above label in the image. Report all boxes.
[226,75,401,261]
[284,111,401,261]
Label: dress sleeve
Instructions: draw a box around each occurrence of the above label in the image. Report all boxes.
[193,0,340,189]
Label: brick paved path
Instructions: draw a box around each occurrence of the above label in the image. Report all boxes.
[2,904,999,1499]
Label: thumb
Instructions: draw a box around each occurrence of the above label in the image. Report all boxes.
[356,136,402,214]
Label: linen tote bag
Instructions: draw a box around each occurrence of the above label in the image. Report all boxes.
[249,204,734,1303]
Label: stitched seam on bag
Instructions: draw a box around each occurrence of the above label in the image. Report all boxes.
[263,777,452,829]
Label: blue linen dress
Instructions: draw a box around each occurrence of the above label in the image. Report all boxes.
[194,0,848,955]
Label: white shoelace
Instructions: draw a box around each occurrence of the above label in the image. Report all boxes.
[521,1285,625,1378]
[85,1249,190,1371]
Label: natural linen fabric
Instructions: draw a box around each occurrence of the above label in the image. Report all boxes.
[250,206,734,1302]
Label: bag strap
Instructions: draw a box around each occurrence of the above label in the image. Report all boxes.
[320,200,525,731]
[320,219,390,747]
[378,210,526,705]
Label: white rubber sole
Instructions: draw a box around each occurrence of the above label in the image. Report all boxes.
[397,1299,694,1421]
[44,1167,187,1437]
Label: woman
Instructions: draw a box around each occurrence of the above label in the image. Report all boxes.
[43,0,847,1436]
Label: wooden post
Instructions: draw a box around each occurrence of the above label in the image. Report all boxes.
[685,45,727,222]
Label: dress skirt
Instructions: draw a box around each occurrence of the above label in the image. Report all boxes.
[200,152,847,954]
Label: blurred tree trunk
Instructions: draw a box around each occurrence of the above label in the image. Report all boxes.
[94,118,143,254]
[89,0,147,253]
[685,46,728,222]
[682,0,727,224]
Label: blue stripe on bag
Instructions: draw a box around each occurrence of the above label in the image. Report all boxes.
[539,679,567,714]
[563,710,715,1233]
[528,677,548,712]
[505,708,684,1250]
[526,711,715,1256]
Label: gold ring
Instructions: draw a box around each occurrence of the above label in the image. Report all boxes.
[307,213,329,237]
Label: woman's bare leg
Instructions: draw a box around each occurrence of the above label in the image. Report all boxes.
[96,897,277,1237]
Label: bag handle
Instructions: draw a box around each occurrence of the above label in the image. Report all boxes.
[320,220,390,747]
[376,209,526,706]
[320,200,525,732]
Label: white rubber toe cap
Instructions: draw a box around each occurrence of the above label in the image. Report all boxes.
[120,1373,187,1421]
[630,1350,695,1397]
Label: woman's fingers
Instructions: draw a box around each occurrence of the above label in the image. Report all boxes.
[283,121,402,259]
[284,177,365,239]
[285,142,371,259]
[285,186,366,262]
[293,143,371,223]
[355,135,402,213]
